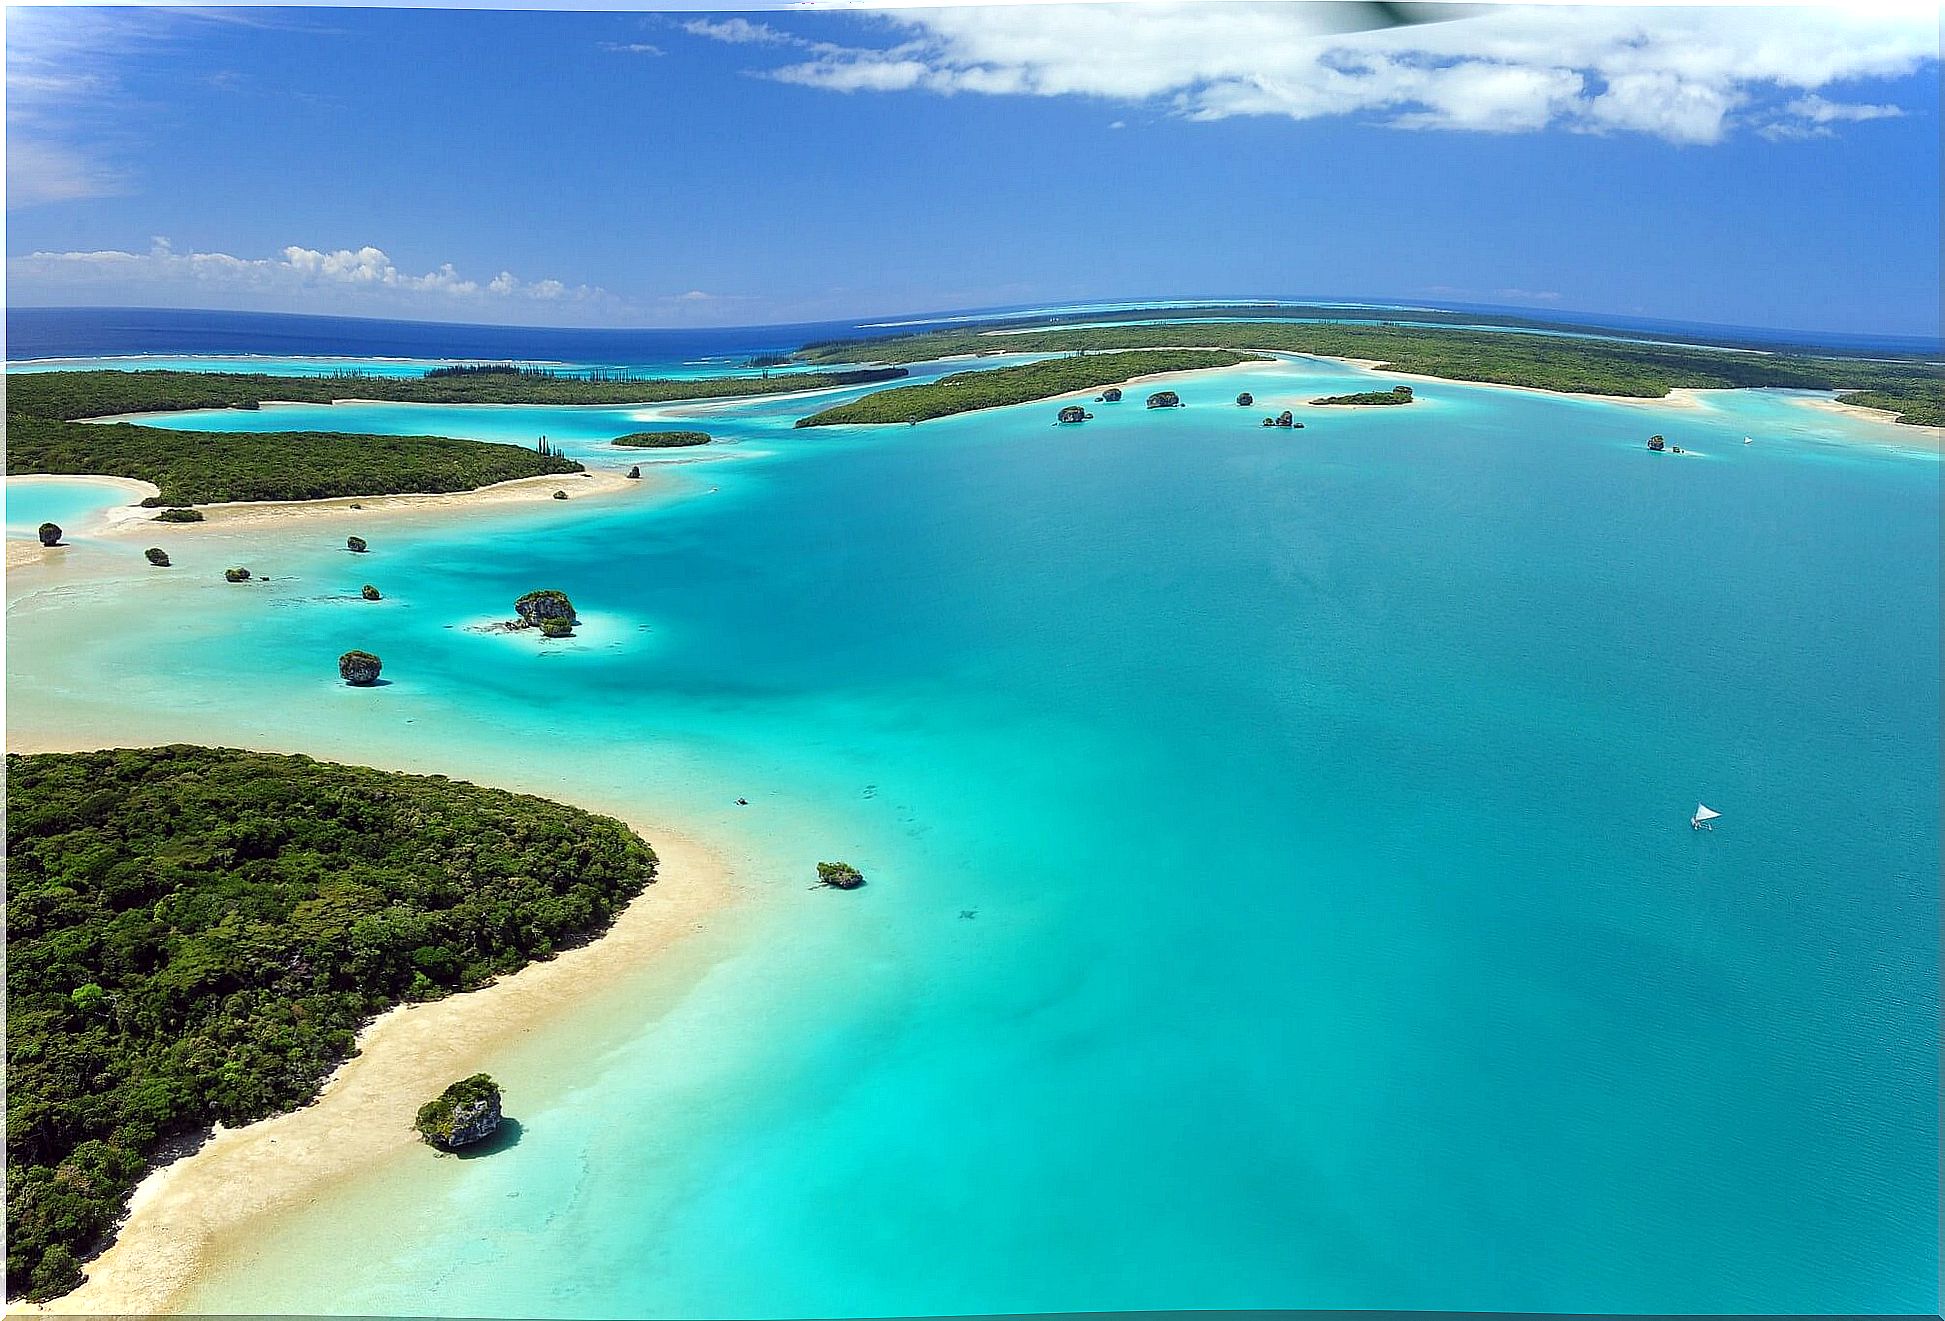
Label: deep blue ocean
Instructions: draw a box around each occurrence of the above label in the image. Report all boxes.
[4,309,1938,1316]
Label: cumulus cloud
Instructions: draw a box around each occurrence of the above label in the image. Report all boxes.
[698,3,1938,144]
[8,238,618,316]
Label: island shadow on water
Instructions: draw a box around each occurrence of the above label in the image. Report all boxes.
[446,1115,523,1160]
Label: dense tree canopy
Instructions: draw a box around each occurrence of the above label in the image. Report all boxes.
[5,746,658,1301]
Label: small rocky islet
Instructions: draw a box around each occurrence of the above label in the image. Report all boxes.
[414,1074,504,1151]
[338,650,382,686]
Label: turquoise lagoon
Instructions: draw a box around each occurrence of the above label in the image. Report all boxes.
[7,354,1937,1315]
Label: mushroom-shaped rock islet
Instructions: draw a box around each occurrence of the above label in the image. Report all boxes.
[36,522,62,547]
[224,567,252,583]
[1056,405,1092,424]
[514,589,577,632]
[1097,387,1123,403]
[347,535,369,554]
[816,861,866,890]
[414,1074,503,1150]
[1145,391,1182,409]
[338,650,383,686]
[1237,392,1254,407]
[361,584,382,601]
[145,548,171,567]
[625,465,642,480]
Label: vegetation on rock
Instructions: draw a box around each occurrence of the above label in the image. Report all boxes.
[796,351,1255,427]
[514,590,576,629]
[223,567,251,583]
[36,523,62,547]
[346,535,368,553]
[144,548,170,567]
[152,508,204,523]
[816,861,866,890]
[361,584,382,601]
[1146,391,1183,409]
[1237,392,1254,407]
[4,746,656,1300]
[338,650,382,685]
[414,1074,504,1150]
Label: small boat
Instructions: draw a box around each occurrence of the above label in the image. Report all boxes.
[1744,436,1753,445]
[1691,803,1721,831]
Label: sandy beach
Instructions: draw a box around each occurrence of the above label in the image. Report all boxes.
[7,800,740,1318]
[4,467,649,574]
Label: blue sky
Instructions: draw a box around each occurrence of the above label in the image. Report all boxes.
[6,4,1939,336]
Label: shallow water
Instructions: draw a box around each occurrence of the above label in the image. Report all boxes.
[4,476,142,540]
[7,357,1937,1315]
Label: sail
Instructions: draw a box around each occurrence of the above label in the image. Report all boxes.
[1694,804,1721,821]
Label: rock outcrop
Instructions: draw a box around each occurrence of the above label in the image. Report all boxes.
[154,508,204,523]
[145,548,171,567]
[1145,391,1182,409]
[1057,405,1092,424]
[37,523,61,547]
[338,650,382,685]
[414,1074,503,1150]
[224,567,252,583]
[552,490,569,500]
[816,861,866,890]
[1237,392,1254,407]
[626,465,642,480]
[1097,388,1123,403]
[347,535,369,553]
[514,589,576,630]
[361,584,382,601]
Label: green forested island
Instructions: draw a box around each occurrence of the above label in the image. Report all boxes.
[612,431,712,448]
[6,418,585,507]
[797,321,1941,425]
[1311,386,1416,406]
[795,349,1262,427]
[4,746,659,1301]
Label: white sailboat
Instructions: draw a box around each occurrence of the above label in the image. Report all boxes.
[1691,803,1722,831]
[1744,435,1753,445]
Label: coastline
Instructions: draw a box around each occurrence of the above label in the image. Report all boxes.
[6,783,741,1318]
[4,467,649,572]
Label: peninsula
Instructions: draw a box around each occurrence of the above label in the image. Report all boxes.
[4,366,905,504]
[794,349,1262,427]
[4,745,659,1301]
[793,321,1942,426]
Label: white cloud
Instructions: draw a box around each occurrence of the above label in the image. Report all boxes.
[602,41,665,56]
[700,4,1938,144]
[9,238,617,316]
[681,17,809,48]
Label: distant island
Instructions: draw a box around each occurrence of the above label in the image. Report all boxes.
[1311,385,1416,406]
[612,431,712,448]
[795,349,1262,426]
[3,745,658,1301]
[795,320,1941,426]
